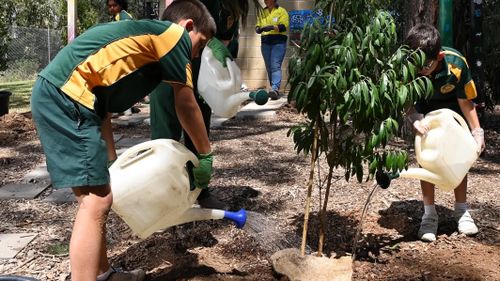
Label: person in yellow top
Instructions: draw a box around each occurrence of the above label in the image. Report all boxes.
[255,0,289,100]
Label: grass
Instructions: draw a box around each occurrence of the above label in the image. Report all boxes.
[0,80,35,113]
[46,242,70,256]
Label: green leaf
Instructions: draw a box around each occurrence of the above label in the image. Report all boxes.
[361,81,369,105]
[402,65,408,82]
[380,74,387,93]
[398,86,408,108]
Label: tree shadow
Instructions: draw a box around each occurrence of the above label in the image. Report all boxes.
[378,200,458,238]
[288,210,399,262]
[110,225,223,280]
[211,119,293,142]
[212,152,307,188]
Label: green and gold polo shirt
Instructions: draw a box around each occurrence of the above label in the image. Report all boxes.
[39,20,192,115]
[417,47,477,115]
[113,10,133,21]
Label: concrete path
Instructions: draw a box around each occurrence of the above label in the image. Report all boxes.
[1,95,288,204]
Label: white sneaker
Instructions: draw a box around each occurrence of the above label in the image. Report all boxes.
[418,214,438,242]
[455,210,478,236]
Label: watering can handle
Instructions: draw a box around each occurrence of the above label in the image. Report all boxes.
[449,110,469,131]
[415,109,470,156]
[116,141,156,169]
[114,140,199,169]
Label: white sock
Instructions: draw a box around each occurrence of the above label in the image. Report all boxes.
[423,204,437,217]
[96,267,114,281]
[454,202,468,213]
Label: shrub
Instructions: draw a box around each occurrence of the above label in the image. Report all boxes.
[0,59,40,82]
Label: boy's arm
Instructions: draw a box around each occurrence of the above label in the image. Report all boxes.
[171,84,211,154]
[457,98,484,153]
[405,106,428,135]
[101,113,117,165]
[172,84,212,189]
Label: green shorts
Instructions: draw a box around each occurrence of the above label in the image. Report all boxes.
[31,77,109,189]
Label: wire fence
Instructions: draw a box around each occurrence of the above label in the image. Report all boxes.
[1,26,64,82]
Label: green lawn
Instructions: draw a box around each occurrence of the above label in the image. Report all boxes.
[0,80,35,113]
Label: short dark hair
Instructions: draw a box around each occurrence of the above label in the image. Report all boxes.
[161,0,216,38]
[405,23,441,59]
[108,0,128,11]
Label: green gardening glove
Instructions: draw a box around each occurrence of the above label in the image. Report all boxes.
[192,152,213,189]
[206,38,233,67]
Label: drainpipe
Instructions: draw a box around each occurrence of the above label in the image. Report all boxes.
[439,0,453,47]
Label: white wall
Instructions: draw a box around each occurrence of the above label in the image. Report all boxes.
[238,1,314,91]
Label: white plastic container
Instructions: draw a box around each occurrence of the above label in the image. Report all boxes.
[197,41,268,118]
[109,139,225,238]
[400,109,479,191]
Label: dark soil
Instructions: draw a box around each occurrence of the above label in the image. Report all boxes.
[0,105,499,281]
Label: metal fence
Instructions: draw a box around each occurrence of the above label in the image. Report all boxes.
[6,26,64,71]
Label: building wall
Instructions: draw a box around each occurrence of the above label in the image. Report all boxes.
[239,1,314,91]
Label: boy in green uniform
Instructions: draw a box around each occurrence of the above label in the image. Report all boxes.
[30,1,215,280]
[149,0,255,208]
[107,0,133,21]
[405,24,485,242]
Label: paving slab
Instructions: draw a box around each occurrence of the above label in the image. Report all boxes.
[43,188,76,203]
[115,137,150,148]
[236,96,287,120]
[22,165,50,184]
[0,182,50,200]
[113,133,123,142]
[210,115,230,128]
[0,233,38,259]
[111,108,149,127]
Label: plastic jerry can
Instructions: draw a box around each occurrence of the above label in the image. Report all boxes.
[399,109,479,191]
[198,38,268,118]
[110,139,245,238]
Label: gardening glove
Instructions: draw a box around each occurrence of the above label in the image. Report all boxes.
[192,152,213,189]
[471,128,485,155]
[206,37,233,67]
[107,158,116,168]
[260,25,275,32]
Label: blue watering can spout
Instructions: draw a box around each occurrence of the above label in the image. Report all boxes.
[223,209,247,228]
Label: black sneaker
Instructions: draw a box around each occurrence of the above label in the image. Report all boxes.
[269,90,279,100]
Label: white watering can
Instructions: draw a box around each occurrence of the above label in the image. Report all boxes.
[198,38,269,118]
[399,109,479,192]
[110,139,246,239]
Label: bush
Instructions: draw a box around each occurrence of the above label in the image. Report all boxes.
[0,59,39,82]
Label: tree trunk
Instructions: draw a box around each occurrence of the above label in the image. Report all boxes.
[403,0,439,37]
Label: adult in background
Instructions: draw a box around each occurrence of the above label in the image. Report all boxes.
[255,0,289,100]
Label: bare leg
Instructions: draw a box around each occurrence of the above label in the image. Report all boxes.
[454,175,467,203]
[421,180,435,205]
[419,180,438,241]
[70,184,113,281]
